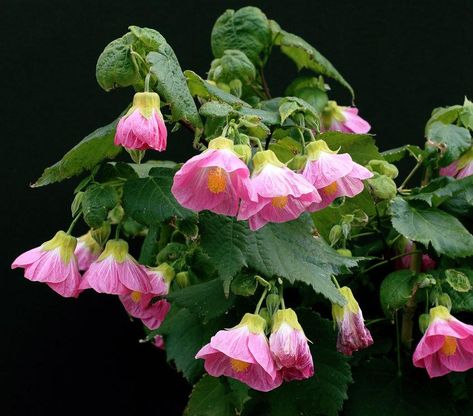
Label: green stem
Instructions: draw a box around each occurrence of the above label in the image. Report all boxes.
[398,158,423,191]
[331,275,341,289]
[66,214,82,235]
[144,73,151,92]
[365,317,390,327]
[254,288,268,315]
[349,231,377,239]
[401,246,421,349]
[251,137,264,152]
[259,68,271,99]
[279,282,286,309]
[255,275,271,288]
[138,224,160,266]
[362,251,422,274]
[158,223,173,251]
[298,128,306,154]
[115,223,122,240]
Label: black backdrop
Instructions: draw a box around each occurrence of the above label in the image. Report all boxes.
[2,0,473,414]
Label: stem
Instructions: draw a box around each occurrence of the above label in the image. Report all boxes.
[365,317,389,327]
[259,68,271,99]
[349,231,378,239]
[138,224,160,266]
[298,129,306,154]
[115,223,122,240]
[279,282,286,309]
[158,223,173,251]
[255,275,271,288]
[66,214,82,235]
[362,251,422,274]
[398,158,423,191]
[254,288,268,314]
[395,310,402,377]
[251,137,264,152]
[331,275,341,289]
[144,73,151,92]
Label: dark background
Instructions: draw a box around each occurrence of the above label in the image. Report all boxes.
[2,0,473,414]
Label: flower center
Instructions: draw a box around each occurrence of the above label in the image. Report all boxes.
[322,181,338,196]
[440,336,457,356]
[130,291,142,303]
[271,196,288,209]
[207,167,227,194]
[230,358,251,373]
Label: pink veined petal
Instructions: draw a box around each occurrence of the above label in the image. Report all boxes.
[46,264,83,298]
[81,258,130,295]
[141,299,171,330]
[439,162,460,177]
[347,163,373,180]
[11,247,44,269]
[438,341,473,372]
[413,334,445,363]
[209,327,256,363]
[74,242,100,272]
[341,107,371,134]
[428,317,473,339]
[421,352,452,378]
[116,260,153,293]
[119,292,155,319]
[247,332,278,379]
[334,175,366,198]
[457,161,473,179]
[22,249,72,284]
[302,153,354,188]
[146,269,169,296]
[238,360,283,392]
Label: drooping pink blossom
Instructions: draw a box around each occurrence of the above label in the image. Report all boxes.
[302,140,373,211]
[332,286,373,356]
[11,231,82,298]
[269,308,314,381]
[238,150,319,230]
[172,137,255,216]
[195,313,282,392]
[146,262,175,296]
[439,148,473,179]
[74,231,102,271]
[80,239,152,295]
[321,101,371,134]
[413,306,473,378]
[120,291,170,330]
[114,92,167,152]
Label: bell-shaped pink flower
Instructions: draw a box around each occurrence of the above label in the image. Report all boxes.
[321,101,371,134]
[238,150,320,230]
[413,306,473,378]
[80,239,152,295]
[439,148,473,179]
[115,92,167,152]
[11,231,82,298]
[269,308,314,381]
[195,313,282,392]
[397,240,436,272]
[332,286,373,356]
[172,137,255,216]
[146,262,175,296]
[120,291,170,330]
[302,140,373,211]
[74,231,102,272]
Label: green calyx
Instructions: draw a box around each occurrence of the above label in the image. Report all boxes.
[208,137,234,151]
[129,92,161,119]
[429,305,451,322]
[233,144,252,163]
[271,308,303,333]
[42,231,77,263]
[98,238,129,263]
[152,262,176,284]
[78,230,102,254]
[252,150,285,173]
[321,100,346,128]
[237,313,267,334]
[457,147,473,169]
[305,140,336,161]
[331,286,360,323]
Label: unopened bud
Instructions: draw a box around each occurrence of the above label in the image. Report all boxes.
[329,225,342,246]
[287,155,307,171]
[175,271,190,288]
[71,192,84,217]
[367,159,399,179]
[258,307,271,328]
[418,313,430,333]
[90,221,111,247]
[108,205,125,224]
[337,248,352,257]
[156,242,187,264]
[367,173,397,200]
[233,144,252,164]
[438,293,452,311]
[266,293,280,316]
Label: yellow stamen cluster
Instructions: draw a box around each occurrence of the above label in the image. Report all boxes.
[440,336,457,356]
[230,358,251,373]
[207,167,227,194]
[271,196,288,209]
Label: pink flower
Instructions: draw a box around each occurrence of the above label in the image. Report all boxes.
[413,306,473,378]
[80,239,152,295]
[114,92,167,152]
[153,335,165,349]
[172,137,255,216]
[321,101,371,134]
[120,291,170,330]
[302,140,373,210]
[146,262,175,296]
[269,308,314,381]
[74,231,102,271]
[332,286,373,356]
[439,148,473,179]
[195,313,282,392]
[397,240,436,272]
[238,150,320,230]
[11,231,82,298]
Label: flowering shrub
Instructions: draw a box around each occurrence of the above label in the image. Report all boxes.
[12,6,473,415]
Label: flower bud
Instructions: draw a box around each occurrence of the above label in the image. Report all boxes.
[108,205,125,224]
[287,155,308,171]
[418,313,430,333]
[176,271,190,288]
[367,159,399,179]
[126,148,146,164]
[329,225,342,246]
[337,248,352,257]
[233,144,252,164]
[367,172,397,200]
[438,293,452,311]
[71,192,84,217]
[266,293,280,316]
[258,307,272,328]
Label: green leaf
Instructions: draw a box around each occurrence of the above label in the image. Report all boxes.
[32,116,122,187]
[390,197,473,258]
[208,49,256,84]
[426,121,471,166]
[199,101,234,118]
[445,269,472,293]
[379,270,417,317]
[185,376,250,416]
[311,189,376,241]
[81,184,119,229]
[460,97,473,129]
[444,268,473,312]
[345,358,457,416]
[318,132,382,165]
[269,137,302,163]
[157,306,226,382]
[272,28,354,97]
[122,168,193,226]
[96,33,141,91]
[264,310,352,416]
[199,213,357,304]
[425,104,462,134]
[230,272,258,297]
[406,176,473,207]
[147,47,202,133]
[167,278,235,320]
[381,145,424,163]
[211,7,272,68]
[128,25,166,50]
